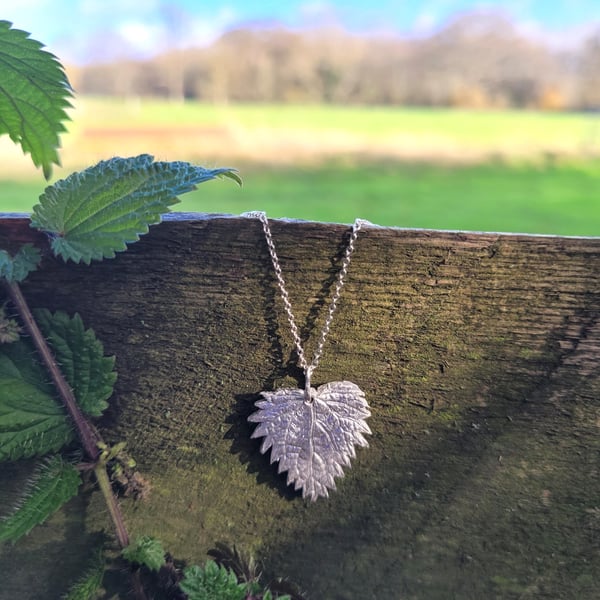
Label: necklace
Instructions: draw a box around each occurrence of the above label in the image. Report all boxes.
[245,212,372,501]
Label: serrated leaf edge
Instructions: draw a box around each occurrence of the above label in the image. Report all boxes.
[30,155,240,263]
[248,381,371,501]
[0,455,81,543]
[33,308,116,417]
[0,20,73,178]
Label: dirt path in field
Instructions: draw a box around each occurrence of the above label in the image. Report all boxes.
[76,124,492,166]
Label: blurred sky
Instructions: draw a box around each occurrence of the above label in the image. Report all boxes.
[3,0,600,64]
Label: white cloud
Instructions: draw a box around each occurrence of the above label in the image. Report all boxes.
[300,1,335,18]
[98,6,239,60]
[413,10,439,34]
[410,0,458,35]
[47,3,240,63]
[183,7,239,47]
[297,1,341,28]
[116,20,166,55]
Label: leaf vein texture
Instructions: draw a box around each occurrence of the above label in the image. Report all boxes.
[30,154,239,263]
[248,381,371,500]
[0,21,72,178]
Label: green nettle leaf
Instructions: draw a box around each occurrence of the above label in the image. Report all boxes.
[30,154,241,264]
[179,562,247,600]
[0,455,81,543]
[0,244,41,282]
[0,376,73,461]
[0,333,53,391]
[0,21,72,179]
[33,309,116,417]
[0,309,115,459]
[122,536,166,572]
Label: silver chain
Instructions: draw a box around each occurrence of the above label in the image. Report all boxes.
[245,212,365,394]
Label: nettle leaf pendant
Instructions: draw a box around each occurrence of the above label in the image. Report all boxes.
[248,381,371,501]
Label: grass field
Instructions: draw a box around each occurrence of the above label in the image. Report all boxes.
[1,98,599,235]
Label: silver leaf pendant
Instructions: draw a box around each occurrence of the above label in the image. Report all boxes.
[248,381,371,501]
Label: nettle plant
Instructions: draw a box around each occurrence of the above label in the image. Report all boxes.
[0,21,301,600]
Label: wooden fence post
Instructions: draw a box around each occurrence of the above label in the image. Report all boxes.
[1,213,599,598]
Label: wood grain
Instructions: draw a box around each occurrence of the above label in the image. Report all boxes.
[1,214,598,599]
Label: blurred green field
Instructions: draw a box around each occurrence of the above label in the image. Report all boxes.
[0,98,599,235]
[62,98,600,154]
[2,160,599,235]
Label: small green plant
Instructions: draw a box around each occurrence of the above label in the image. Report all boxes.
[120,540,303,600]
[122,536,167,573]
[180,561,249,600]
[205,543,304,600]
[179,557,295,600]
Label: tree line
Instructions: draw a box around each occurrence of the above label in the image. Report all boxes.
[71,12,600,110]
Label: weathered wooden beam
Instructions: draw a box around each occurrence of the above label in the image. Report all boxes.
[1,213,599,598]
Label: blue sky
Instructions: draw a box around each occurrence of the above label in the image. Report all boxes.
[3,0,599,64]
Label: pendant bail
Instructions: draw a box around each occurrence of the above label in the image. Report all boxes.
[304,365,315,403]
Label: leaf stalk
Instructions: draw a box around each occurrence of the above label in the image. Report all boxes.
[4,279,101,461]
[4,278,134,557]
[94,462,130,548]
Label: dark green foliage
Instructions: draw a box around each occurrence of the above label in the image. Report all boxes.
[0,21,72,179]
[0,374,73,461]
[0,244,41,282]
[0,309,116,459]
[0,330,50,388]
[179,557,294,600]
[179,561,247,600]
[30,154,241,264]
[122,536,166,572]
[33,309,116,417]
[0,455,81,543]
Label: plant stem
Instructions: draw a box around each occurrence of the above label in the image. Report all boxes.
[5,280,101,461]
[94,463,130,548]
[5,279,131,535]
[5,280,130,545]
[4,281,100,462]
[5,278,143,596]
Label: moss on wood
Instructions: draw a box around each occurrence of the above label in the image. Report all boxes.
[0,214,598,599]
